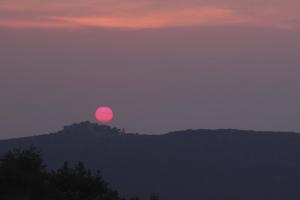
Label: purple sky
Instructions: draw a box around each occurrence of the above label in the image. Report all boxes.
[1,1,300,138]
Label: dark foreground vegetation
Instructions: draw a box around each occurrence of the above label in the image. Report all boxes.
[0,146,159,200]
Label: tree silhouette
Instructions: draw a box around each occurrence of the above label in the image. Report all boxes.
[0,147,129,200]
[0,146,162,200]
[0,146,47,199]
[49,161,120,200]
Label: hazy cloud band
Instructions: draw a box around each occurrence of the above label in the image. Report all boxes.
[0,0,300,29]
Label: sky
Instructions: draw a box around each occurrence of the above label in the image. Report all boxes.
[1,0,300,29]
[1,0,300,138]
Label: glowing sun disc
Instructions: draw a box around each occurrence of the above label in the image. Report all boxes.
[95,106,113,123]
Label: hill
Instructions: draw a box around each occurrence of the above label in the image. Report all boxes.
[1,121,300,200]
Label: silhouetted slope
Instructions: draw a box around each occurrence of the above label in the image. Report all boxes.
[1,122,300,200]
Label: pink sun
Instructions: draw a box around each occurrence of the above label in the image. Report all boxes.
[95,106,113,123]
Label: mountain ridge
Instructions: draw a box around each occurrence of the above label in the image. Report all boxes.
[1,121,299,142]
[1,121,300,200]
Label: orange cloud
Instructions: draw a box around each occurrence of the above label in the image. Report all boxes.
[1,0,300,29]
[0,20,75,29]
[53,8,244,29]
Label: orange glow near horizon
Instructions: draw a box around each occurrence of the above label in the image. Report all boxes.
[52,8,244,29]
[1,1,300,29]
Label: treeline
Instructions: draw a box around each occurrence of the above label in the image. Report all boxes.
[0,146,159,200]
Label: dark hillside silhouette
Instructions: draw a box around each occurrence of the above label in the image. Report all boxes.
[1,121,300,200]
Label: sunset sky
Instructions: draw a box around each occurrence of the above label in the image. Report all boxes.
[1,0,300,138]
[1,0,300,29]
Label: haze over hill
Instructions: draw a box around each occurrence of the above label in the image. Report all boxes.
[1,121,300,200]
